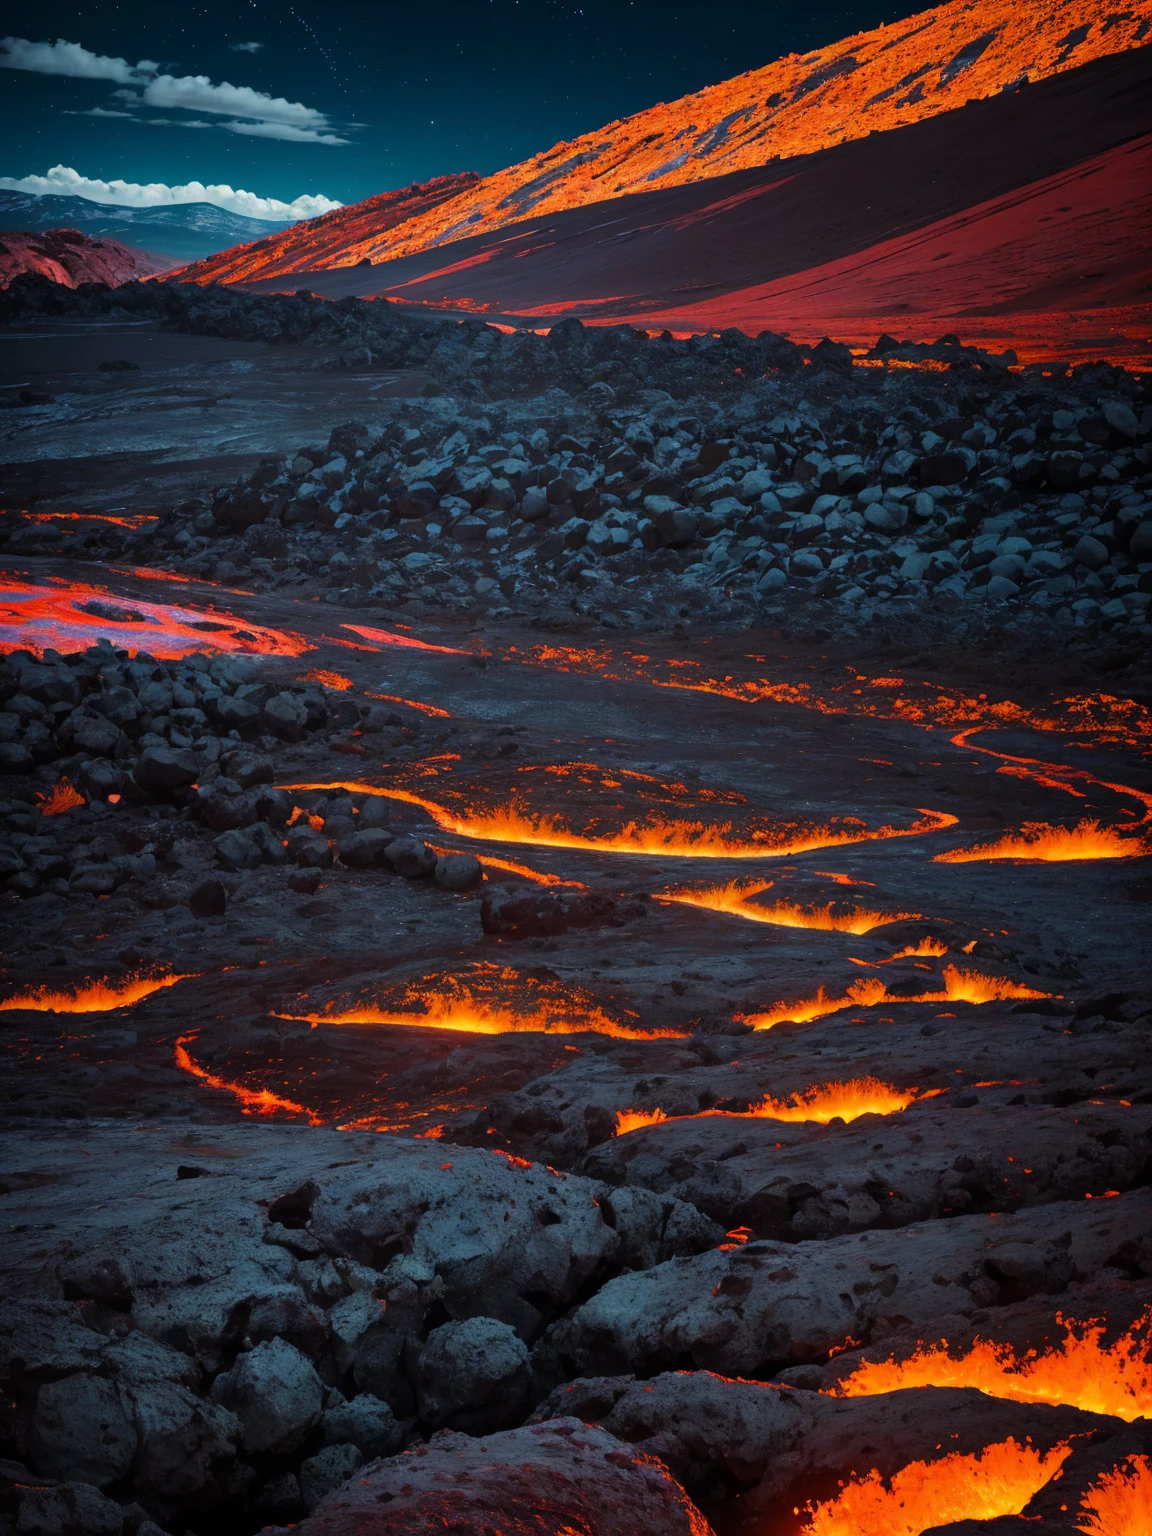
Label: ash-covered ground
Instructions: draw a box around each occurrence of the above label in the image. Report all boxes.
[1,279,1151,1536]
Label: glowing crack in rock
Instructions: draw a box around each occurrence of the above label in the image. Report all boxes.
[615,1076,937,1135]
[800,1437,1072,1534]
[742,964,1053,1030]
[340,623,469,655]
[658,880,922,932]
[1078,1455,1152,1536]
[0,578,308,659]
[0,971,196,1013]
[829,1310,1152,1422]
[277,963,686,1040]
[175,1036,321,1123]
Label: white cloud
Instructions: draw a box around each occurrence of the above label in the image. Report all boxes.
[223,119,348,144]
[0,36,157,83]
[68,106,136,118]
[0,165,343,221]
[2,36,345,144]
[230,41,264,54]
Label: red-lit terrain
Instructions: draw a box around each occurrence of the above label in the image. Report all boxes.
[170,9,1152,369]
[0,227,175,290]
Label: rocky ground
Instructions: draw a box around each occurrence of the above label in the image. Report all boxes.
[1,278,1151,1535]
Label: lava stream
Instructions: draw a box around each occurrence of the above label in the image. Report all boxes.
[659,879,920,933]
[36,778,85,816]
[174,1037,321,1123]
[829,1311,1152,1421]
[1078,1455,1152,1536]
[0,971,195,1013]
[743,964,1053,1030]
[281,780,957,860]
[277,964,683,1040]
[615,1076,934,1135]
[800,1437,1071,1535]
[852,939,951,967]
[935,818,1150,863]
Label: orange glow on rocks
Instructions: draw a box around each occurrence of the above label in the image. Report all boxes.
[615,1077,933,1135]
[299,668,352,690]
[341,623,469,655]
[935,819,1151,863]
[36,778,85,816]
[0,577,308,660]
[278,963,684,1040]
[367,690,452,718]
[20,510,157,529]
[283,780,957,860]
[830,1311,1152,1422]
[0,971,195,1013]
[659,879,920,933]
[174,1036,321,1123]
[800,1438,1071,1535]
[1078,1456,1152,1536]
[743,964,1053,1030]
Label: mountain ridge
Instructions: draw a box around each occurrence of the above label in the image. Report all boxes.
[0,193,298,264]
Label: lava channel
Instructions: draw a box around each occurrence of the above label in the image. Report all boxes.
[615,1076,938,1134]
[276,963,685,1040]
[828,1309,1152,1421]
[175,1036,321,1123]
[0,577,308,659]
[282,779,958,860]
[742,964,1053,1030]
[0,971,195,1013]
[658,879,922,933]
[1078,1455,1152,1536]
[799,1437,1071,1535]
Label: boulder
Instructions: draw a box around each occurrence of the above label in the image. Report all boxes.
[320,1392,401,1458]
[413,1316,531,1432]
[210,1337,323,1455]
[434,852,483,891]
[385,836,437,878]
[133,747,199,794]
[262,692,310,742]
[27,1374,138,1486]
[299,1443,362,1511]
[337,828,395,869]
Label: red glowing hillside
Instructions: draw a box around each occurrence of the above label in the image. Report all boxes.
[172,0,1151,289]
[232,45,1152,369]
[0,227,176,290]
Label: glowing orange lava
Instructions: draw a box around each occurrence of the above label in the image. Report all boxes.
[800,1438,1071,1535]
[21,510,157,529]
[341,623,468,655]
[616,1077,934,1135]
[277,963,684,1040]
[299,668,352,690]
[743,964,1053,1030]
[659,880,919,933]
[428,844,584,887]
[0,577,308,659]
[367,690,452,718]
[175,1036,321,1123]
[0,971,195,1013]
[280,780,957,860]
[36,778,85,816]
[935,818,1150,863]
[830,1311,1152,1422]
[1078,1456,1152,1536]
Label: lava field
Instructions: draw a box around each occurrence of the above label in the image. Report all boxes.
[1,285,1151,1535]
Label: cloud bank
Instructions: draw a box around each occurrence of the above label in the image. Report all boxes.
[0,165,343,221]
[229,42,264,54]
[0,36,347,143]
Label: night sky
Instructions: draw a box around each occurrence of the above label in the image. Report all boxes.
[3,0,927,211]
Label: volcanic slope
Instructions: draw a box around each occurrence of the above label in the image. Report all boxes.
[172,0,1152,287]
[0,228,175,290]
[225,45,1152,358]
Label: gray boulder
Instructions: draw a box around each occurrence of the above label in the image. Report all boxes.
[300,1443,362,1511]
[434,852,483,891]
[27,1375,137,1486]
[385,836,437,877]
[133,747,199,793]
[414,1316,531,1432]
[321,1392,401,1458]
[210,1337,322,1454]
[337,828,394,869]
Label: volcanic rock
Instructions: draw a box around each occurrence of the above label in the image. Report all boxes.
[413,1316,532,1432]
[434,852,484,890]
[132,747,199,794]
[385,835,437,877]
[261,1417,713,1535]
[210,1336,323,1454]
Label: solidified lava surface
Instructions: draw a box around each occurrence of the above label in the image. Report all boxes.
[2,293,1152,1536]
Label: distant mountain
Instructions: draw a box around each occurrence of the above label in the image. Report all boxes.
[0,193,296,264]
[171,0,1151,286]
[0,227,175,289]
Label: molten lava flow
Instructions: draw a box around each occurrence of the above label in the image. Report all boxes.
[340,623,468,655]
[830,1311,1152,1422]
[659,880,920,933]
[36,778,85,816]
[1078,1456,1152,1536]
[174,1037,321,1123]
[367,690,452,718]
[428,845,584,888]
[277,963,685,1040]
[615,1077,933,1135]
[0,971,195,1013]
[21,510,157,529]
[743,964,1053,1030]
[935,818,1150,863]
[282,780,957,860]
[0,577,308,659]
[800,1438,1072,1535]
[299,668,352,690]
